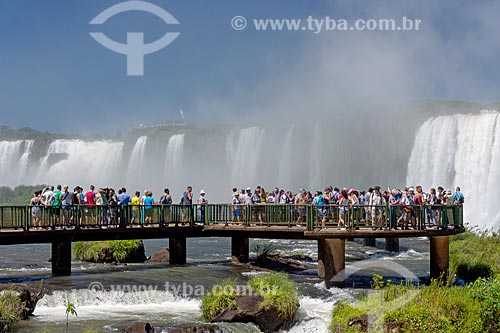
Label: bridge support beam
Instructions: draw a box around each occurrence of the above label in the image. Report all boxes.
[385,238,399,252]
[318,239,345,288]
[51,242,71,276]
[169,236,187,265]
[231,236,249,263]
[364,238,376,247]
[430,236,449,280]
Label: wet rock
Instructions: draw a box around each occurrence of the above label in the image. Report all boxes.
[254,253,314,273]
[148,247,170,263]
[231,255,243,265]
[384,321,402,333]
[166,324,223,333]
[348,314,368,332]
[212,294,291,333]
[125,322,155,333]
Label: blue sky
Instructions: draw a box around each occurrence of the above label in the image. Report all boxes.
[1,0,500,133]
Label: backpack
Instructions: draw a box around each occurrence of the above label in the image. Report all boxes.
[161,195,171,205]
[317,194,324,208]
[47,194,55,206]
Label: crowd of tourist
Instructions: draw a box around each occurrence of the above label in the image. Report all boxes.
[27,184,464,231]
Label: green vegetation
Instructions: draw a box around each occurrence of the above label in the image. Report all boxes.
[0,291,23,332]
[450,231,500,280]
[65,303,77,333]
[200,278,238,321]
[330,233,500,333]
[0,185,45,206]
[330,277,500,333]
[201,273,300,322]
[247,272,299,320]
[73,240,146,263]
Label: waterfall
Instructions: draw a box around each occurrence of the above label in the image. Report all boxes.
[126,136,148,185]
[406,111,500,231]
[226,127,265,187]
[34,140,124,187]
[309,123,321,191]
[17,140,34,184]
[278,124,295,188]
[164,134,185,192]
[0,140,34,187]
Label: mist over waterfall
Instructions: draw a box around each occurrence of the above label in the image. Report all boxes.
[226,127,265,188]
[278,124,295,188]
[406,111,500,231]
[309,123,321,191]
[0,140,33,187]
[126,136,148,188]
[34,140,124,187]
[164,134,185,195]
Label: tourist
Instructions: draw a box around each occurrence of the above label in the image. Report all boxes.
[364,188,373,226]
[338,188,349,229]
[60,185,73,227]
[369,186,385,230]
[295,189,306,225]
[108,188,119,227]
[181,186,193,225]
[198,190,208,225]
[131,191,141,225]
[399,191,413,230]
[85,185,96,227]
[159,188,172,226]
[244,188,253,205]
[348,189,359,229]
[413,186,425,228]
[452,187,465,205]
[72,186,83,227]
[29,190,42,230]
[426,188,439,228]
[322,187,331,228]
[117,187,131,227]
[251,188,263,224]
[118,188,131,206]
[143,191,155,227]
[388,189,399,230]
[53,185,62,225]
[450,186,464,229]
[232,191,242,224]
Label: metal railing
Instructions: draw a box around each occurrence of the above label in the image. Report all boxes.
[0,203,464,232]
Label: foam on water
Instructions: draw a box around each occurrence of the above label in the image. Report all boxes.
[35,289,200,321]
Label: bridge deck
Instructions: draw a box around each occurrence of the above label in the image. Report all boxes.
[0,223,464,245]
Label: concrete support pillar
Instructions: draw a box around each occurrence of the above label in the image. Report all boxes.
[231,236,249,263]
[364,238,376,247]
[430,236,449,280]
[318,239,345,288]
[169,236,187,265]
[385,238,400,252]
[51,242,71,276]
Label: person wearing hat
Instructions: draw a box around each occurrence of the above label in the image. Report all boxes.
[197,190,208,225]
[232,191,242,224]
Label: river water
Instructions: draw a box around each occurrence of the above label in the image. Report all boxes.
[0,237,430,333]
